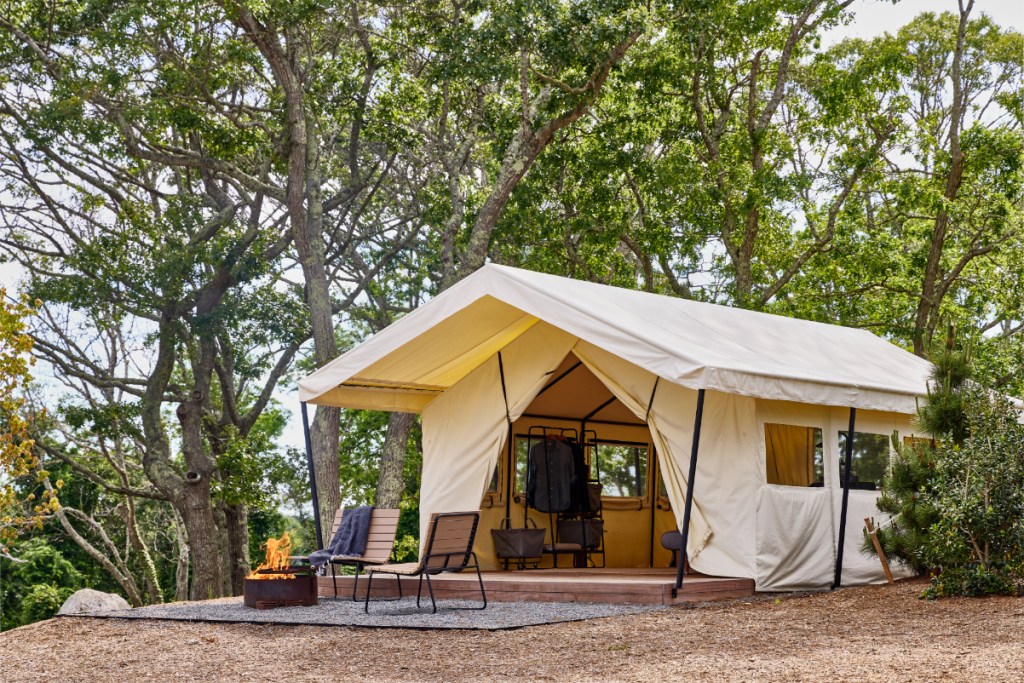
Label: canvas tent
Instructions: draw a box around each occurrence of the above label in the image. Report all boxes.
[299,264,934,590]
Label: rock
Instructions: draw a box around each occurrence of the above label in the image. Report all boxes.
[58,588,131,615]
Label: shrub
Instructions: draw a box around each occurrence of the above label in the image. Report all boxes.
[922,388,1024,598]
[863,341,1024,597]
[18,584,74,625]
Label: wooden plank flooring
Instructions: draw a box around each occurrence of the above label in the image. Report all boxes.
[318,568,754,606]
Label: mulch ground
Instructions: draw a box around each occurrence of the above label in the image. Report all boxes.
[2,581,1022,682]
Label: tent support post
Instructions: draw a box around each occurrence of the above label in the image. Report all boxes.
[301,401,324,550]
[497,353,513,529]
[833,407,857,589]
[675,388,705,592]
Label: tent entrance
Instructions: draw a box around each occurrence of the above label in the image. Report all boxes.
[478,353,679,570]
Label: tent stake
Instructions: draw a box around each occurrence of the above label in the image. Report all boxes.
[833,407,857,588]
[301,401,324,551]
[676,388,705,591]
[865,517,894,583]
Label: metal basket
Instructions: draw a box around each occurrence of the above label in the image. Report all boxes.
[556,519,604,549]
[491,518,547,559]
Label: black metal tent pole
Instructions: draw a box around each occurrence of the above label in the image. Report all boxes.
[676,388,706,591]
[497,353,513,527]
[833,407,857,589]
[300,401,324,551]
[643,378,659,573]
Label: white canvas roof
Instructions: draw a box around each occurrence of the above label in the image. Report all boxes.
[299,264,933,414]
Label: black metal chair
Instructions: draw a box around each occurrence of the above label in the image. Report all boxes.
[364,511,487,614]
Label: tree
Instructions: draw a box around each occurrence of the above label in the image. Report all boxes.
[864,339,970,574]
[0,290,56,562]
[367,0,645,509]
[0,538,82,629]
[863,337,1024,597]
[0,0,431,545]
[780,7,1024,360]
[0,91,302,599]
[494,0,899,308]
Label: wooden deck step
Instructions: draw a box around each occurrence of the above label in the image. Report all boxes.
[318,569,754,606]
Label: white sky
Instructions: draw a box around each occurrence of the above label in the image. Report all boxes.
[4,0,1022,454]
[830,0,1023,42]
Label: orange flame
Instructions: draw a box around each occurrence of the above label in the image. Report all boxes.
[247,532,292,580]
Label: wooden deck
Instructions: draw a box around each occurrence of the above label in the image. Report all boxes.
[318,567,754,606]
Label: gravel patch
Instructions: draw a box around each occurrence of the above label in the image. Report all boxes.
[64,596,666,630]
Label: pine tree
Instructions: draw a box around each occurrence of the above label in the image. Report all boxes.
[861,330,971,572]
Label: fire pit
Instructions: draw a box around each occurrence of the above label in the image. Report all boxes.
[243,533,318,610]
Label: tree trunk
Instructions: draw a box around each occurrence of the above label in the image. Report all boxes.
[52,506,144,607]
[173,510,190,602]
[178,485,224,601]
[213,502,232,596]
[376,412,416,508]
[912,1,971,357]
[124,497,163,604]
[224,502,250,595]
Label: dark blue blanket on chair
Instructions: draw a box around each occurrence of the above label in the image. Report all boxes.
[308,505,374,568]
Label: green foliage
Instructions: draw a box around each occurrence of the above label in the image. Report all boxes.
[917,344,974,446]
[865,344,1024,598]
[923,388,1024,598]
[215,407,292,508]
[337,410,422,562]
[863,434,938,574]
[1,290,55,553]
[19,584,75,625]
[1,538,83,630]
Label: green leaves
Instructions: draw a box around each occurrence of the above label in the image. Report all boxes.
[924,387,1024,597]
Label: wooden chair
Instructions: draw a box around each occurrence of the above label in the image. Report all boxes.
[327,507,401,600]
[363,511,487,614]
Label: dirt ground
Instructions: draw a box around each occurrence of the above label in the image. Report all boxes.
[1,581,1022,682]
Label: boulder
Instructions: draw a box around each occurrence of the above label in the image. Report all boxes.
[58,588,131,615]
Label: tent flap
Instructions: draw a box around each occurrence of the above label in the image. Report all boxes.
[417,323,576,546]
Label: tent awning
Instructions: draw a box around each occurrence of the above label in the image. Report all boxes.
[299,264,934,414]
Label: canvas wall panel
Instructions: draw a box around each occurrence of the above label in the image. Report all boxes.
[651,384,759,580]
[755,486,835,590]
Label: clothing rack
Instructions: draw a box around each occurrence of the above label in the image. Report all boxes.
[525,426,605,569]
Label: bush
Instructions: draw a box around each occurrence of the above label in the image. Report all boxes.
[19,584,74,625]
[1,538,84,629]
[922,388,1024,598]
[862,341,1024,598]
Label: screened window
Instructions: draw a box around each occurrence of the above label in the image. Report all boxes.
[592,440,648,498]
[764,423,824,486]
[485,438,532,493]
[838,431,890,490]
[515,437,530,492]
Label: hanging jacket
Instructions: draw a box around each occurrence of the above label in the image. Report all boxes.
[527,438,574,512]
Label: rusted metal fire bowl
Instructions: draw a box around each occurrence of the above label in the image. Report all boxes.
[243,567,318,610]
